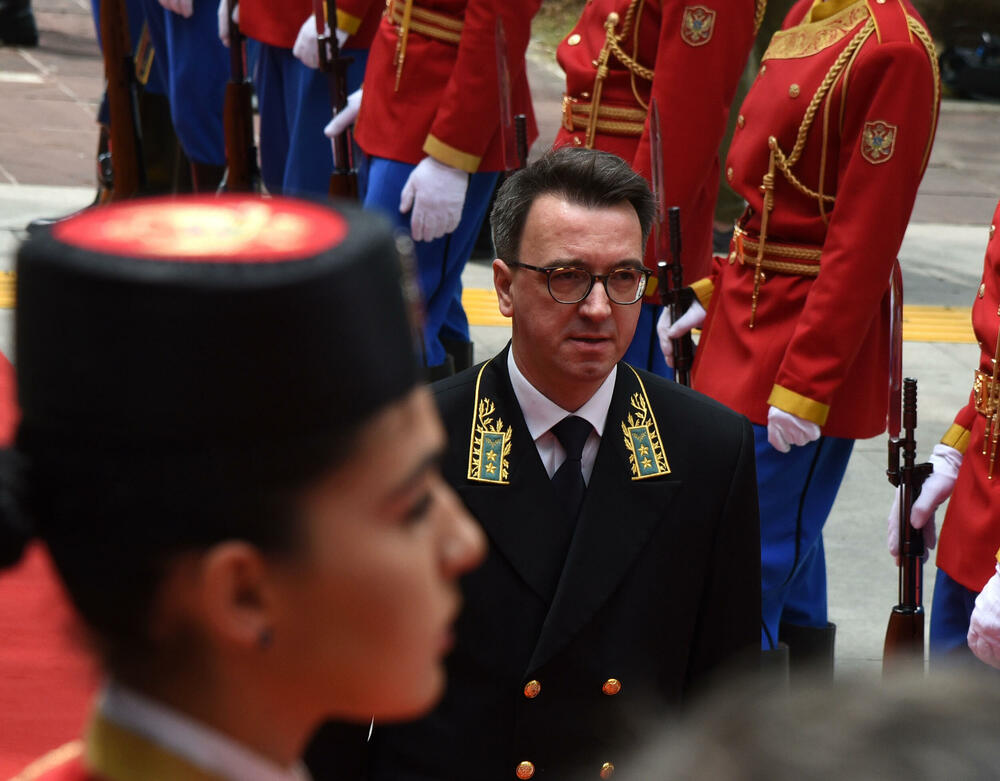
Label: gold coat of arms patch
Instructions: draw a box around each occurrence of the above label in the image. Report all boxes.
[681,5,716,47]
[861,120,897,164]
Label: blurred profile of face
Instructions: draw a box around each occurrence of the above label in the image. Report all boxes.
[494,193,644,409]
[271,386,485,722]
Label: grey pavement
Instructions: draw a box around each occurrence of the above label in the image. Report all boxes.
[2,4,1000,675]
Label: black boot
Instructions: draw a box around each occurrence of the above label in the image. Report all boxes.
[779,621,836,685]
[425,355,455,382]
[759,641,790,689]
[441,338,475,373]
[26,125,111,233]
[190,161,226,194]
[0,0,38,47]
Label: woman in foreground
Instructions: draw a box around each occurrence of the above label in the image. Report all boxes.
[1,194,484,780]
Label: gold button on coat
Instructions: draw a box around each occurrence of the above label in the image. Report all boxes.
[726,167,734,182]
[990,224,995,240]
[602,678,622,696]
[567,33,582,45]
[523,680,541,699]
[516,761,535,779]
[789,84,800,98]
[980,283,987,298]
[737,114,745,128]
[600,762,615,779]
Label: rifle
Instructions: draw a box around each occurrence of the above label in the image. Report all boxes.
[648,99,694,386]
[514,114,528,170]
[99,0,145,200]
[883,376,933,672]
[221,0,261,192]
[315,0,358,199]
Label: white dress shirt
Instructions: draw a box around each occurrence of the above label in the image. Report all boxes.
[507,348,617,485]
[100,682,311,781]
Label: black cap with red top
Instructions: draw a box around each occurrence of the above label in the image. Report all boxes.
[14,195,421,452]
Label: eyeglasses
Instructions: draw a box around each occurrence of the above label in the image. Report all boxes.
[507,261,651,305]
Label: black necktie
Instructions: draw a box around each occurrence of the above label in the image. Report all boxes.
[551,415,592,522]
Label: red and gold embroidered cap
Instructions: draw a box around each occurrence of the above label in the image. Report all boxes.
[14,195,420,448]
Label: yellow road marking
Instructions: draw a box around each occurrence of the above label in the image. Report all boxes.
[0,272,13,309]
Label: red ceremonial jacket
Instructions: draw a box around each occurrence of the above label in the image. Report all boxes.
[690,0,939,439]
[353,0,541,173]
[240,0,380,50]
[936,202,1000,593]
[553,0,763,287]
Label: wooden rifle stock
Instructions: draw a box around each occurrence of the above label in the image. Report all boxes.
[659,207,694,386]
[221,0,261,193]
[316,0,358,200]
[883,377,933,673]
[100,0,144,200]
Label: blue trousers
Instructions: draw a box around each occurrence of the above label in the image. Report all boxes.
[756,425,854,647]
[623,302,673,379]
[930,568,978,664]
[362,157,499,366]
[252,43,368,198]
[159,0,227,166]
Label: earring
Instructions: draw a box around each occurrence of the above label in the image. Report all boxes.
[258,627,274,650]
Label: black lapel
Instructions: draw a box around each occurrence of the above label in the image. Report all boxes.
[528,364,683,671]
[455,347,570,605]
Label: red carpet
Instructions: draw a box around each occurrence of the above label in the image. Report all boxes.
[0,545,97,778]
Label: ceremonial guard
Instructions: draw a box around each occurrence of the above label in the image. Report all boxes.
[668,0,940,665]
[326,0,542,376]
[231,0,373,196]
[3,195,484,780]
[313,148,761,781]
[885,201,1000,664]
[155,0,230,190]
[554,0,765,375]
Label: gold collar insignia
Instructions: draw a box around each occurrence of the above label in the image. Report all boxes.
[621,367,671,480]
[467,361,513,484]
[763,1,869,61]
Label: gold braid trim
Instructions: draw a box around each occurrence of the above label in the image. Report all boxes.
[606,0,655,81]
[770,19,874,206]
[907,16,941,175]
[753,0,767,35]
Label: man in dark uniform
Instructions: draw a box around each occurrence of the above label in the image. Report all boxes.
[314,148,761,779]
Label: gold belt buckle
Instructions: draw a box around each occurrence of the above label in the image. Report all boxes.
[975,370,999,417]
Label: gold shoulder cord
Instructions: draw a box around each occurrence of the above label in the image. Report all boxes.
[392,0,414,91]
[586,0,653,147]
[753,0,767,35]
[748,18,874,327]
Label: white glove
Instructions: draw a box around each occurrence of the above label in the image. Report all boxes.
[969,563,1000,669]
[160,0,192,17]
[886,443,960,561]
[766,406,821,454]
[656,300,705,368]
[323,87,362,139]
[217,0,238,47]
[294,18,351,68]
[399,157,469,243]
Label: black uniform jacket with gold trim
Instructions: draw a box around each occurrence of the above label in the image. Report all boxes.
[349,346,761,781]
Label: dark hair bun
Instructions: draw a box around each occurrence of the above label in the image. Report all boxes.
[0,450,32,569]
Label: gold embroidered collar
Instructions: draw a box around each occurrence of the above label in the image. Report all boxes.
[763,0,869,61]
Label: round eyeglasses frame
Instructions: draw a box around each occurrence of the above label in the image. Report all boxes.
[506,261,652,305]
